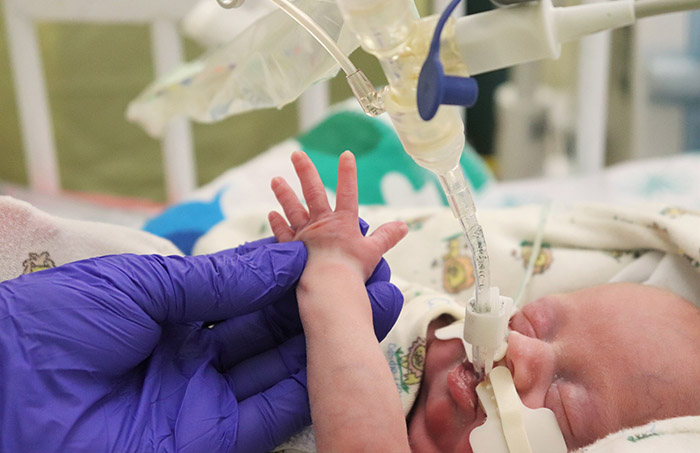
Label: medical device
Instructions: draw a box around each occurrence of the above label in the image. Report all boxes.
[207,1,700,449]
[471,367,567,453]
[211,0,700,380]
[435,295,566,453]
[432,202,553,451]
[165,0,700,453]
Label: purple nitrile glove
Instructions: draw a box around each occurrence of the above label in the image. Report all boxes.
[0,238,403,453]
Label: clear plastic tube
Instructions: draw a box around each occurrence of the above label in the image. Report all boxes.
[268,0,356,75]
[335,0,494,374]
[513,203,550,309]
[437,164,491,376]
[437,165,491,314]
[266,0,385,115]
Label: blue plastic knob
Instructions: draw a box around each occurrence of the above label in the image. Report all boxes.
[418,52,478,120]
[417,0,478,121]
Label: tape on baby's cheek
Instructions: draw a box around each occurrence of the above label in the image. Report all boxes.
[470,367,567,453]
[435,322,566,453]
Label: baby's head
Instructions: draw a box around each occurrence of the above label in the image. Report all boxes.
[408,283,700,451]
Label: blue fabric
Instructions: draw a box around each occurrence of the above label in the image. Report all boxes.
[143,190,225,254]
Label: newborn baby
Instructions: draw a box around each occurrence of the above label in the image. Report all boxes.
[266,150,700,452]
[409,283,700,451]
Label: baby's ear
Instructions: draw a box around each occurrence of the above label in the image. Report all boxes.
[268,211,295,243]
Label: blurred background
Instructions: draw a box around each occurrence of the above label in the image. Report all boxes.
[1,0,697,202]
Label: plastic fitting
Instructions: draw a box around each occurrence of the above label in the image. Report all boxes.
[452,0,635,75]
[417,0,478,121]
[463,287,515,374]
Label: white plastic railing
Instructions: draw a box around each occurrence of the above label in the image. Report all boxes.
[4,0,61,195]
[2,0,198,202]
[575,0,612,175]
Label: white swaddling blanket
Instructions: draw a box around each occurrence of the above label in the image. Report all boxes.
[0,196,180,283]
[196,201,700,452]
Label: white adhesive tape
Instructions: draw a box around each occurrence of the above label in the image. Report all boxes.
[470,367,567,453]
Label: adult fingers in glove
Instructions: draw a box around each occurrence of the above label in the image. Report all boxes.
[0,236,402,452]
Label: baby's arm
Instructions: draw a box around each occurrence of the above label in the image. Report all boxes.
[269,151,410,452]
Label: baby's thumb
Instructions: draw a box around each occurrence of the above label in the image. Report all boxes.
[369,221,409,255]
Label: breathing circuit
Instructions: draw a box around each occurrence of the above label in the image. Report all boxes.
[417,0,495,376]
[214,0,700,377]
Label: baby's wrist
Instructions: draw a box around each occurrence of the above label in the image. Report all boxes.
[296,260,372,319]
[302,253,366,282]
[298,261,365,297]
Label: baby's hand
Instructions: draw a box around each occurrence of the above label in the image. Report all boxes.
[268,151,407,281]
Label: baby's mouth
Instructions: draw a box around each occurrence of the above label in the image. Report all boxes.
[447,359,480,416]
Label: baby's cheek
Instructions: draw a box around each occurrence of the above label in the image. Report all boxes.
[546,381,595,449]
[543,384,574,447]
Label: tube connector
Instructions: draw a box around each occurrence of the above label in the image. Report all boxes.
[451,0,635,75]
[346,70,386,116]
[463,287,515,375]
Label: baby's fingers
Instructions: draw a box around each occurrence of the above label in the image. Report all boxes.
[335,151,358,215]
[271,176,309,230]
[368,221,409,256]
[268,211,295,243]
[291,151,331,218]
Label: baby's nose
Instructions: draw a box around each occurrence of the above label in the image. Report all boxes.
[504,331,556,408]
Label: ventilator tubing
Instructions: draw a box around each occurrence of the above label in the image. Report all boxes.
[335,1,496,350]
[451,0,635,75]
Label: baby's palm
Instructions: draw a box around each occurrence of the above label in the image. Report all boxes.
[269,151,407,280]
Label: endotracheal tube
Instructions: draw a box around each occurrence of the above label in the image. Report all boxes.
[333,0,494,374]
[438,164,492,376]
[438,165,491,315]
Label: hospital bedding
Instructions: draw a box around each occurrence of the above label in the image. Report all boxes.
[0,181,162,230]
[140,112,700,452]
[2,106,700,451]
[191,180,700,452]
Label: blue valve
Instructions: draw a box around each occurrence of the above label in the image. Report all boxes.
[417,0,479,121]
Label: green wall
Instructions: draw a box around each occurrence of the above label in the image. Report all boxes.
[0,6,390,202]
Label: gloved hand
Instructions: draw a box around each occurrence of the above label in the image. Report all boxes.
[0,237,402,452]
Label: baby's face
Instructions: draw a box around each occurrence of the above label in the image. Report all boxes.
[408,283,700,451]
